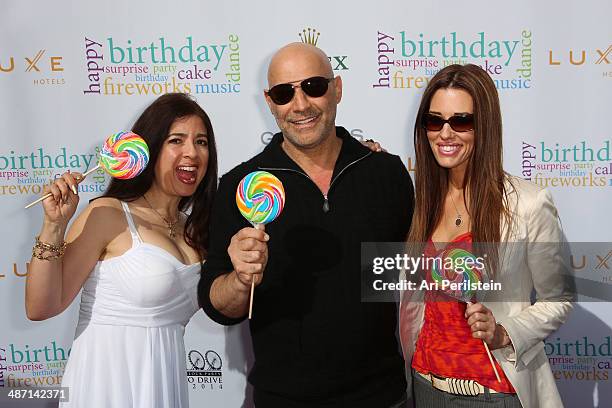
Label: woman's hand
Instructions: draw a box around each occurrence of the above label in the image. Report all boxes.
[465,302,511,350]
[361,138,386,152]
[41,171,82,227]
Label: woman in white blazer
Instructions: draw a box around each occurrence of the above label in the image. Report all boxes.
[400,64,574,408]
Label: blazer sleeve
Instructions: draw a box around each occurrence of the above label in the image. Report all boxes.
[499,187,575,367]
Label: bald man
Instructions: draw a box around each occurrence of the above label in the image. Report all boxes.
[199,43,414,408]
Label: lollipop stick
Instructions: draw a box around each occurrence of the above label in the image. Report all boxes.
[483,340,502,383]
[248,223,265,320]
[24,164,100,209]
[80,163,101,179]
[248,280,255,320]
[467,301,502,383]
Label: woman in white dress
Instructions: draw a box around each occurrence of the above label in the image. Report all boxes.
[25,93,218,407]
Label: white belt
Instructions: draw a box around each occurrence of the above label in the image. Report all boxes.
[416,370,499,396]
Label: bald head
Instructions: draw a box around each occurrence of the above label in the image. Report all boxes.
[267,43,334,87]
[263,42,342,153]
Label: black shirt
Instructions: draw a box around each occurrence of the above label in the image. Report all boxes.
[198,127,414,407]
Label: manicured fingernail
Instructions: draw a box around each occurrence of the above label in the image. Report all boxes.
[264,234,270,241]
[71,185,78,195]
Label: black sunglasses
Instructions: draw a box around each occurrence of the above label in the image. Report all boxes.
[265,76,334,105]
[422,113,474,132]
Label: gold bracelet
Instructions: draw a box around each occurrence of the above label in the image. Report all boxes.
[34,236,66,252]
[32,246,63,260]
[32,236,66,260]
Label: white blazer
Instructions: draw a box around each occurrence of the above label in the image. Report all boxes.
[399,175,575,408]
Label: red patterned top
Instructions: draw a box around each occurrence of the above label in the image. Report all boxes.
[411,232,516,393]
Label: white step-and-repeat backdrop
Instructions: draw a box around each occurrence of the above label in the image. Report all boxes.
[1,0,610,406]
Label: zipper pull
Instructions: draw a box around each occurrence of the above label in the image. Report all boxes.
[323,195,330,213]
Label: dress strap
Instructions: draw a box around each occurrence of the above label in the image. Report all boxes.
[120,201,142,246]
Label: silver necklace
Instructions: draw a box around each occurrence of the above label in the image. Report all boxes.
[143,194,179,239]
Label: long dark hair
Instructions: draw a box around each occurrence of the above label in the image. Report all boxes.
[103,93,218,256]
[409,64,510,275]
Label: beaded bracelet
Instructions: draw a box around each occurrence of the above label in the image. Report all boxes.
[32,236,66,260]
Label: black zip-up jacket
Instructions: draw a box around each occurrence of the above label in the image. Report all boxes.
[199,127,414,407]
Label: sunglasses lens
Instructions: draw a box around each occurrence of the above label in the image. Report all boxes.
[268,84,294,105]
[449,115,474,132]
[267,77,332,105]
[423,114,474,132]
[301,77,330,98]
[423,114,444,131]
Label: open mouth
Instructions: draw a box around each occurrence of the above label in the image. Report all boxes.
[437,144,462,156]
[176,165,198,184]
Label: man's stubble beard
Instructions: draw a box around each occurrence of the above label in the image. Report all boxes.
[278,109,337,150]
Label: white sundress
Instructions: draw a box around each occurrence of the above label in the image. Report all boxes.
[60,201,201,407]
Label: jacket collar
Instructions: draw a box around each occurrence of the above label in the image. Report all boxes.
[257,126,371,178]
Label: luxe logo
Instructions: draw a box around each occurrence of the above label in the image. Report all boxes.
[548,45,612,65]
[0,262,31,282]
[0,50,64,73]
[571,250,612,270]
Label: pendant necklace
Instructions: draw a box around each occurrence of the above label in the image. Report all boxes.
[143,194,179,239]
[449,192,463,227]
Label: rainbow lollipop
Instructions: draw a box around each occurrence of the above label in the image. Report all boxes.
[235,171,285,319]
[25,131,149,209]
[99,131,149,179]
[236,171,285,225]
[430,247,501,383]
[431,248,485,302]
